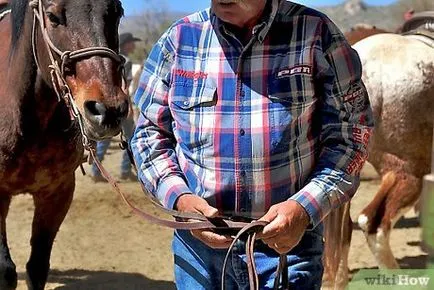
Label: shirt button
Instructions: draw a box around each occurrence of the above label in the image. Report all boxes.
[183,101,189,106]
[240,129,245,136]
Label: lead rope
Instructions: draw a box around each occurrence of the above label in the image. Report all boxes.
[221,221,289,290]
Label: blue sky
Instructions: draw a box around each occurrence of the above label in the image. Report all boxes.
[122,0,397,16]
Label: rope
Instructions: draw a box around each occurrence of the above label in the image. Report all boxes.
[29,0,38,9]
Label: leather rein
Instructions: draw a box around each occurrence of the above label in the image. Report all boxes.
[29,1,289,288]
[90,146,288,290]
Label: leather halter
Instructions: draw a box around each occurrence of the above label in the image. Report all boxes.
[29,0,124,148]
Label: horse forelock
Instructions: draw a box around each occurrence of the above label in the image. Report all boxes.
[67,0,124,23]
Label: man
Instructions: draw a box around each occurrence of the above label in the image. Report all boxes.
[404,8,415,21]
[131,0,373,289]
[91,32,141,182]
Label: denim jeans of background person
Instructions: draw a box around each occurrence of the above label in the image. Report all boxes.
[131,0,374,289]
[91,32,141,182]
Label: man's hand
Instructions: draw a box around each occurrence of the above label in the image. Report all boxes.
[175,194,233,249]
[258,200,310,254]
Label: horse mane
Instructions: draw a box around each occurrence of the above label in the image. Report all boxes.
[10,0,29,51]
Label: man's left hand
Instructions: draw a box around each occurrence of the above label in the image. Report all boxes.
[257,200,310,254]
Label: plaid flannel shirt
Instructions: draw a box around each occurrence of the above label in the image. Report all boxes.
[131,0,374,229]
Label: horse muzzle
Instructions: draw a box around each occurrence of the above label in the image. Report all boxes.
[82,99,129,140]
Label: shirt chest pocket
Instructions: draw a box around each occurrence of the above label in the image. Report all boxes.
[267,74,316,106]
[170,79,217,153]
[265,75,317,151]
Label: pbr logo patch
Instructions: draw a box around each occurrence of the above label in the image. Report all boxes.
[277,65,312,78]
[343,83,367,113]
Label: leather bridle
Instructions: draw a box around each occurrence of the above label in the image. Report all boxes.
[29,0,290,288]
[29,0,124,148]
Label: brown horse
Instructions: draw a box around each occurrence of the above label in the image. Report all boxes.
[344,23,389,45]
[0,0,128,289]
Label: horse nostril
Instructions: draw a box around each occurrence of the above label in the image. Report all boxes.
[85,101,107,116]
[84,101,107,125]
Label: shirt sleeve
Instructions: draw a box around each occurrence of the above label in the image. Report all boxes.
[130,27,191,209]
[290,17,374,229]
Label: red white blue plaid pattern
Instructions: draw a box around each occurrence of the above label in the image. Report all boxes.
[131,0,374,228]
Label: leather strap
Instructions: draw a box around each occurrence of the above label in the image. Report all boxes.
[90,147,289,289]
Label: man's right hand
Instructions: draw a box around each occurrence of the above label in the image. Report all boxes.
[175,194,233,249]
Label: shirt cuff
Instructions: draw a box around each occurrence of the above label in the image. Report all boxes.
[155,175,191,209]
[289,182,332,229]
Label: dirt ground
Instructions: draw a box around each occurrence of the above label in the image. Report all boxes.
[7,145,426,290]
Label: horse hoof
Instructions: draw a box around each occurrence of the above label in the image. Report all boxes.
[0,263,18,290]
[26,261,49,290]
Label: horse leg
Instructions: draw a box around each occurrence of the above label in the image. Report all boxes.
[26,178,74,290]
[358,172,421,269]
[0,195,17,289]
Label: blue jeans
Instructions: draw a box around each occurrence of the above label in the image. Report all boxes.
[172,226,324,290]
[91,117,135,176]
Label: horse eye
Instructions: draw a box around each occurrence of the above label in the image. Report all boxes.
[46,12,61,27]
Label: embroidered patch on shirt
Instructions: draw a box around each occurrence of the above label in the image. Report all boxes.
[353,127,372,148]
[343,83,365,103]
[174,69,208,80]
[343,83,368,113]
[346,151,368,175]
[277,65,312,78]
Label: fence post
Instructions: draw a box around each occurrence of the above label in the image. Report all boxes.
[422,129,434,269]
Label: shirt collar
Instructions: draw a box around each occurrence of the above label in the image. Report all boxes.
[211,0,280,44]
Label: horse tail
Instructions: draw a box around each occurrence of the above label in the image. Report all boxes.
[322,203,352,289]
[322,171,397,288]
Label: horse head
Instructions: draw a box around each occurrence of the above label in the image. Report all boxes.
[14,0,130,140]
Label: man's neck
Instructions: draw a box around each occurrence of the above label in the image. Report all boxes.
[223,1,272,45]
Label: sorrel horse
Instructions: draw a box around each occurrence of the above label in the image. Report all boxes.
[344,23,389,45]
[323,20,434,289]
[0,0,128,289]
